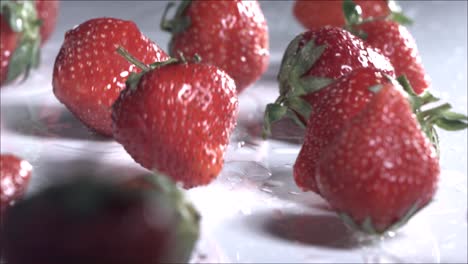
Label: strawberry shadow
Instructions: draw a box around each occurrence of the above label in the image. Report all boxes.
[1,103,111,141]
[246,211,365,249]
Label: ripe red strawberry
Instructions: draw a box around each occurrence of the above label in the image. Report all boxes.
[1,154,32,213]
[293,0,390,30]
[112,51,239,188]
[263,26,395,134]
[161,0,269,93]
[357,20,430,94]
[3,174,200,263]
[294,68,391,193]
[0,0,58,86]
[315,84,440,233]
[36,0,60,44]
[53,18,169,136]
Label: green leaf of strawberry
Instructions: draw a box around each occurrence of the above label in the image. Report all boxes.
[394,75,468,153]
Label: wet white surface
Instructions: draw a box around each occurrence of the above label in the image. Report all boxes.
[1,1,467,263]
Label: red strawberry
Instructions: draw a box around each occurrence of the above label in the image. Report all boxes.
[293,0,390,30]
[0,0,58,86]
[36,0,60,44]
[161,0,269,93]
[314,84,440,233]
[1,154,32,213]
[358,20,430,94]
[294,68,391,193]
[3,174,200,263]
[263,27,394,134]
[112,51,239,188]
[0,17,18,85]
[53,18,169,136]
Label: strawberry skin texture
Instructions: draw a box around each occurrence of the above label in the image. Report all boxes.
[294,68,391,193]
[0,18,18,85]
[317,84,439,232]
[1,154,32,213]
[359,20,430,94]
[169,0,269,93]
[302,27,395,79]
[112,64,239,188]
[293,0,389,30]
[53,18,169,136]
[36,0,59,44]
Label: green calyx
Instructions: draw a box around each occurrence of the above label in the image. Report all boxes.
[339,202,423,235]
[0,0,42,83]
[160,0,192,55]
[116,46,200,92]
[142,173,200,263]
[263,34,333,138]
[396,75,468,155]
[342,0,413,36]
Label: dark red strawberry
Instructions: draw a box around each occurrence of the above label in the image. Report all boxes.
[0,154,32,213]
[161,0,269,93]
[112,50,239,188]
[357,20,430,94]
[3,174,200,263]
[315,80,467,233]
[0,0,59,86]
[53,18,169,136]
[315,84,440,233]
[36,0,59,44]
[263,26,395,134]
[294,68,391,193]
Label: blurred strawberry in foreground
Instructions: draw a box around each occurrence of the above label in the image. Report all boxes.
[294,68,391,193]
[263,26,395,134]
[1,154,32,214]
[161,0,269,93]
[52,18,169,136]
[112,49,238,188]
[0,0,59,86]
[3,174,200,263]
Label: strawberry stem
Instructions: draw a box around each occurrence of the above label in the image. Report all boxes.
[116,46,149,71]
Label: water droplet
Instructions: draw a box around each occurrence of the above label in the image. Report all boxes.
[225,161,272,181]
[262,180,284,188]
[341,65,353,74]
[382,44,395,56]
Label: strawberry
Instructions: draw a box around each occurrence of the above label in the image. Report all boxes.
[0,0,59,86]
[294,68,391,193]
[263,26,395,134]
[0,154,32,214]
[3,174,200,263]
[53,18,169,136]
[293,0,412,30]
[294,0,389,30]
[112,49,239,188]
[161,0,269,93]
[36,0,59,44]
[314,80,467,233]
[357,20,430,94]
